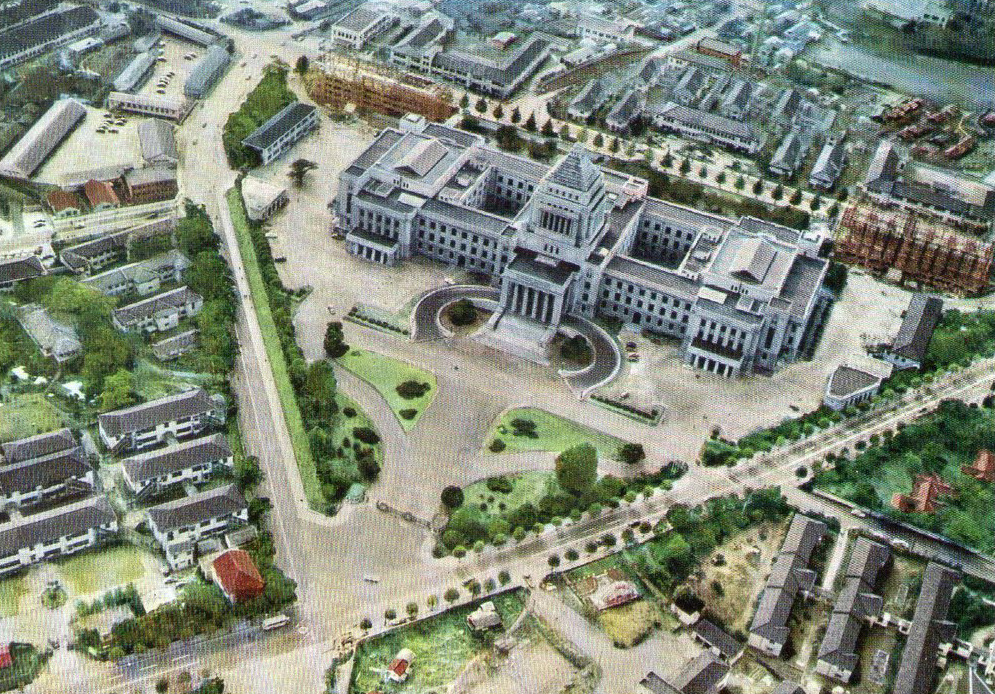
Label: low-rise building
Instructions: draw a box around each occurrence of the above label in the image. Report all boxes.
[809,139,846,190]
[0,429,93,508]
[0,496,117,576]
[387,648,415,683]
[962,449,995,483]
[638,653,729,694]
[121,433,233,497]
[241,177,288,221]
[112,286,203,334]
[467,601,502,631]
[81,249,189,297]
[113,51,156,93]
[211,549,264,602]
[83,179,120,211]
[107,92,188,122]
[696,37,744,67]
[823,364,883,411]
[0,98,86,180]
[691,619,743,664]
[152,329,199,361]
[122,166,178,204]
[46,189,84,217]
[881,294,943,370]
[769,130,807,178]
[147,484,248,569]
[0,256,46,293]
[138,119,178,167]
[650,102,762,154]
[16,304,82,363]
[892,473,955,514]
[749,514,827,656]
[98,388,223,453]
[577,13,637,43]
[893,563,960,694]
[241,102,319,166]
[605,89,645,133]
[184,45,230,99]
[0,6,101,71]
[154,16,215,46]
[330,3,395,49]
[567,79,608,122]
[1,429,76,464]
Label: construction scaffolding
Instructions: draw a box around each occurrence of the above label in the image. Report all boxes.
[306,54,456,123]
[834,199,993,295]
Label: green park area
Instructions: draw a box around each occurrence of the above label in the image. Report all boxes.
[57,545,147,596]
[486,408,628,460]
[0,578,28,619]
[815,400,995,554]
[349,591,526,693]
[0,394,66,442]
[336,349,437,432]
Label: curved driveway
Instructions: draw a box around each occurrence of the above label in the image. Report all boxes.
[410,284,500,341]
[560,316,622,398]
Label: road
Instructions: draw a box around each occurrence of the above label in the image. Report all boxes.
[71,18,995,694]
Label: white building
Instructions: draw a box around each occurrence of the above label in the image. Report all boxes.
[107,92,189,122]
[0,496,117,576]
[147,484,248,569]
[16,304,82,363]
[82,250,190,297]
[98,388,224,453]
[823,365,884,411]
[241,176,289,221]
[241,102,319,166]
[0,98,86,180]
[111,286,203,334]
[650,102,763,154]
[121,433,233,497]
[0,429,94,508]
[330,3,396,49]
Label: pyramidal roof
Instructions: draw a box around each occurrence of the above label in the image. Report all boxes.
[549,144,601,191]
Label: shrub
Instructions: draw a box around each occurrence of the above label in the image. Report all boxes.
[617,442,645,465]
[448,299,477,326]
[488,438,506,452]
[441,485,464,509]
[399,408,417,420]
[509,418,538,438]
[565,549,579,561]
[352,427,380,445]
[548,555,560,568]
[385,608,396,620]
[498,570,511,585]
[445,588,460,603]
[486,476,513,494]
[396,380,430,399]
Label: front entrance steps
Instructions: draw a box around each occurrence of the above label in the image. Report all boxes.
[475,310,556,366]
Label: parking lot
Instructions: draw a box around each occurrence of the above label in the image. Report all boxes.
[33,105,144,186]
[136,37,201,102]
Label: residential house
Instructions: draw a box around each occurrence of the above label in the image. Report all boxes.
[769,130,807,178]
[387,648,415,683]
[809,139,846,190]
[816,539,890,682]
[81,250,190,297]
[0,256,45,292]
[962,449,995,483]
[211,548,264,602]
[151,330,199,361]
[881,294,943,370]
[121,433,233,497]
[749,514,827,656]
[111,286,203,334]
[467,601,502,631]
[892,474,954,514]
[98,388,224,453]
[893,563,960,694]
[147,484,248,569]
[0,430,93,508]
[637,653,729,694]
[16,304,82,363]
[691,618,743,663]
[1,428,76,464]
[0,496,117,576]
[83,180,120,211]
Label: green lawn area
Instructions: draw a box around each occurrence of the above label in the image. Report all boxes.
[0,578,28,618]
[0,394,67,442]
[486,408,628,460]
[0,644,45,693]
[226,187,323,510]
[350,591,526,693]
[331,392,383,467]
[461,471,554,530]
[336,349,437,432]
[56,545,146,596]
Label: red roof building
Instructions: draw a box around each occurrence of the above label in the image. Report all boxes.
[83,179,120,209]
[891,473,955,514]
[962,450,995,483]
[46,190,82,215]
[211,549,264,603]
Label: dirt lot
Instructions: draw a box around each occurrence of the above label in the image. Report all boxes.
[598,600,663,648]
[690,520,790,633]
[465,634,578,694]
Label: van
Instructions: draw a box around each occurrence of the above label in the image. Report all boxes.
[262,614,290,630]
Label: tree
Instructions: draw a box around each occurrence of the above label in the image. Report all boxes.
[525,113,537,131]
[100,369,134,411]
[459,93,470,109]
[556,443,597,495]
[716,171,727,185]
[810,193,822,211]
[510,106,521,124]
[753,179,764,195]
[790,189,803,205]
[699,165,708,178]
[294,55,309,75]
[609,137,620,153]
[234,455,262,489]
[617,443,645,465]
[448,299,477,326]
[324,321,348,358]
[559,123,572,141]
[406,602,418,617]
[735,175,745,190]
[592,132,604,148]
[680,158,691,175]
[498,570,510,586]
[772,184,784,201]
[441,485,464,509]
[287,159,317,188]
[475,97,487,113]
[444,588,460,603]
[493,103,504,119]
[661,152,674,168]
[541,119,555,137]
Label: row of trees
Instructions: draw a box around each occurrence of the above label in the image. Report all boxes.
[222,67,296,169]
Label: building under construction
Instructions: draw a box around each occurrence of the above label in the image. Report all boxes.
[306,56,456,123]
[834,200,993,295]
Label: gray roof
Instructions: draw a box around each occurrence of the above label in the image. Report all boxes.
[124,165,177,188]
[749,514,826,649]
[2,429,75,464]
[146,483,246,533]
[0,495,114,558]
[550,145,602,191]
[434,34,550,88]
[893,562,960,694]
[98,388,218,438]
[112,286,201,326]
[669,652,729,694]
[242,101,316,152]
[771,683,805,694]
[692,619,742,660]
[817,539,890,677]
[770,131,805,173]
[184,45,230,96]
[889,294,943,363]
[334,5,382,32]
[810,139,845,185]
[0,446,90,495]
[16,304,82,362]
[828,365,880,398]
[114,51,156,92]
[507,250,577,285]
[0,255,45,285]
[138,119,178,164]
[81,249,189,295]
[152,329,199,360]
[122,433,231,485]
[60,228,133,271]
[0,6,98,56]
[653,102,758,141]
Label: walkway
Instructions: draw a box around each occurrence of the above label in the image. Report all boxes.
[410,284,500,341]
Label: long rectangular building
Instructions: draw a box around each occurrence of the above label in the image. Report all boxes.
[98,388,223,453]
[122,433,233,497]
[0,5,101,71]
[893,563,960,694]
[108,92,189,122]
[241,101,318,165]
[0,98,86,180]
[335,117,832,377]
[147,484,247,569]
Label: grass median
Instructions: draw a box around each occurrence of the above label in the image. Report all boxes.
[225,187,324,510]
[336,348,437,432]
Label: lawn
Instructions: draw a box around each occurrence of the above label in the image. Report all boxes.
[226,187,323,510]
[331,392,383,468]
[336,349,437,432]
[460,471,554,530]
[0,394,67,442]
[56,545,146,596]
[0,644,45,692]
[486,408,628,460]
[350,590,526,693]
[0,578,28,618]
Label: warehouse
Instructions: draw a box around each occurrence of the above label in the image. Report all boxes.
[0,98,86,180]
